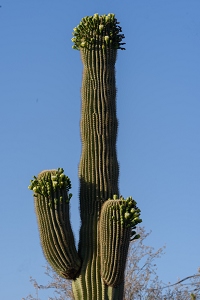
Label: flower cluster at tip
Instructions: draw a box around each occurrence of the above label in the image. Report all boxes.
[111,195,142,241]
[28,168,72,204]
[71,13,125,50]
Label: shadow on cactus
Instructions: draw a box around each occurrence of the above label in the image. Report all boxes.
[29,13,142,300]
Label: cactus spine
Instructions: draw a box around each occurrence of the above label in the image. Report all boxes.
[29,13,142,300]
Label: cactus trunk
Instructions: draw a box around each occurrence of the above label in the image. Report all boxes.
[72,47,122,299]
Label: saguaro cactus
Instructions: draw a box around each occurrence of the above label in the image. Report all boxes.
[29,13,142,300]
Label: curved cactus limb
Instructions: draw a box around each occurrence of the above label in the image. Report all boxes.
[29,168,81,279]
[99,196,142,287]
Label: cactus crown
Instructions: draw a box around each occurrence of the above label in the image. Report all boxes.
[28,168,72,203]
[71,13,126,50]
[109,195,142,240]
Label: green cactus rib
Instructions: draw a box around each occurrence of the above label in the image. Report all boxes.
[29,169,81,279]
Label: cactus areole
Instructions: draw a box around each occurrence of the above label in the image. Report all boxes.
[29,13,142,300]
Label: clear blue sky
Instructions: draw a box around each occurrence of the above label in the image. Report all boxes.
[1,0,200,299]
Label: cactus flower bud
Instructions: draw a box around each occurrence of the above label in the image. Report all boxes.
[99,25,104,31]
[52,181,57,188]
[124,212,130,219]
[104,36,109,43]
[93,13,99,19]
[133,234,140,240]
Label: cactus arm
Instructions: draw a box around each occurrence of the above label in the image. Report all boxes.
[100,197,142,287]
[35,193,68,276]
[29,168,81,279]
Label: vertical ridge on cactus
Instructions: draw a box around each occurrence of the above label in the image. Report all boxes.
[29,13,142,300]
